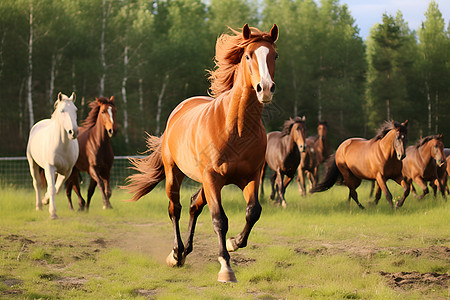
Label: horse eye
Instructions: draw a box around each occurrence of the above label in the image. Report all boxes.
[245,55,250,60]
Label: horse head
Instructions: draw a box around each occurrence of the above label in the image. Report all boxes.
[430,134,445,167]
[293,116,307,153]
[97,96,117,138]
[393,120,408,160]
[54,92,79,139]
[241,24,278,104]
[317,121,328,138]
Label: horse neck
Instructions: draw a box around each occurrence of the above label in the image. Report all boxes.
[378,129,397,159]
[417,142,433,165]
[224,69,262,136]
[91,114,110,147]
[51,115,71,145]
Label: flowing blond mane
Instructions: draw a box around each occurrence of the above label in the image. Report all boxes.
[208,26,276,98]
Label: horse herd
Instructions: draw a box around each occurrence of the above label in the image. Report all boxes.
[25,24,448,283]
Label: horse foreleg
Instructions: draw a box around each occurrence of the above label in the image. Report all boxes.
[296,166,307,195]
[89,166,112,209]
[165,166,186,268]
[414,178,429,199]
[276,171,287,207]
[260,162,266,196]
[85,178,97,209]
[396,179,411,208]
[203,173,236,283]
[373,183,382,205]
[44,166,58,219]
[375,175,393,209]
[227,179,262,254]
[66,169,86,211]
[183,187,207,259]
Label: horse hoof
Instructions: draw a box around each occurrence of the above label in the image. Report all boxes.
[281,201,287,208]
[50,214,58,220]
[226,238,239,252]
[102,205,113,210]
[166,250,185,267]
[218,270,237,283]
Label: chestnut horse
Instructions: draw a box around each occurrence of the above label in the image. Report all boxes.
[65,97,117,210]
[310,121,408,209]
[298,121,330,193]
[260,116,306,207]
[395,135,446,208]
[125,24,278,282]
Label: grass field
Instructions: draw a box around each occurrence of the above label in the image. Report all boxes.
[0,181,448,299]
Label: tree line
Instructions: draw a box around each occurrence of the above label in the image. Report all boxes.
[0,0,448,156]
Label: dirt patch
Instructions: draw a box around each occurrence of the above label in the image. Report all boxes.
[380,271,449,291]
[0,276,23,297]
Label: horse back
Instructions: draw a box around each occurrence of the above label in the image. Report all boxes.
[266,131,300,176]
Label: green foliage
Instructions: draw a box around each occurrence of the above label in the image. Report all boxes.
[0,0,449,155]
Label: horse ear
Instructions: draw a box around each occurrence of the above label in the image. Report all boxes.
[403,120,408,127]
[242,24,250,40]
[270,24,278,43]
[58,92,62,101]
[110,96,114,103]
[70,92,76,103]
[302,116,306,121]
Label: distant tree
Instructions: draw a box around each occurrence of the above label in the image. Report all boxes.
[418,0,449,136]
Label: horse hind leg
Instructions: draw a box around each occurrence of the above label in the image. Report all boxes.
[183,187,207,259]
[27,158,43,211]
[86,178,97,210]
[165,165,186,268]
[349,188,365,209]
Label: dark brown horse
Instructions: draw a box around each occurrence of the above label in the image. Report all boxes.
[124,24,278,282]
[310,120,408,209]
[298,121,330,193]
[65,96,117,210]
[395,135,446,208]
[260,116,306,207]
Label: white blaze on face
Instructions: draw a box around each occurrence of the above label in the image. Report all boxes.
[255,46,271,86]
[108,106,114,125]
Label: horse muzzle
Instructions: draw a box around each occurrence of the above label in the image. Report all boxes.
[256,81,276,104]
[397,153,406,160]
[436,159,444,167]
[107,129,114,138]
[68,128,78,139]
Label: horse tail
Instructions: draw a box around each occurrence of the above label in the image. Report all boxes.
[124,134,165,201]
[309,154,341,193]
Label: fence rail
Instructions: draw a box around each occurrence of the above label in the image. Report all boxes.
[0,156,142,189]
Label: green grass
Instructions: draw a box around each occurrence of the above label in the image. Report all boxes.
[0,181,448,299]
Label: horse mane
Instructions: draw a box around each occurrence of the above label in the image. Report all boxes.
[373,120,401,140]
[208,26,276,98]
[281,116,305,136]
[81,97,115,129]
[415,135,442,148]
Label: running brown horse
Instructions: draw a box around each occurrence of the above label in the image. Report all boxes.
[260,116,306,207]
[65,96,117,210]
[310,120,408,209]
[124,24,278,282]
[298,121,330,193]
[395,135,446,208]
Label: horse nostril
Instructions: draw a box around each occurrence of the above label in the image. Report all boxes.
[270,83,276,93]
[256,83,262,93]
[109,129,113,134]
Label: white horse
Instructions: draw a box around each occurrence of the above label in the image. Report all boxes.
[26,92,79,219]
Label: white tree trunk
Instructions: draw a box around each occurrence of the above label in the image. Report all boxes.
[99,0,107,95]
[48,54,56,109]
[121,46,129,144]
[155,74,168,135]
[138,77,144,131]
[27,2,34,129]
